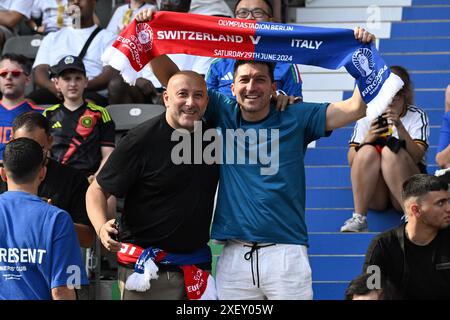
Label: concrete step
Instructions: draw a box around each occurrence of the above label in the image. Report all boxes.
[291,7,402,23]
[312,282,349,300]
[301,72,450,92]
[306,188,354,207]
[391,21,450,37]
[315,126,441,147]
[310,256,364,281]
[305,145,440,165]
[305,147,348,165]
[301,73,354,91]
[382,54,450,72]
[343,89,446,108]
[413,0,450,5]
[305,165,439,187]
[297,22,391,39]
[309,233,380,254]
[302,90,343,103]
[304,0,411,7]
[306,208,402,232]
[379,38,450,53]
[402,6,450,20]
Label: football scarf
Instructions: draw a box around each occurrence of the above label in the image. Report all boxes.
[117,243,217,300]
[102,11,403,119]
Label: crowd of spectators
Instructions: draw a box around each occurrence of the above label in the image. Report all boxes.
[0,0,448,301]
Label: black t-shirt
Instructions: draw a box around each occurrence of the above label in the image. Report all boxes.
[364,225,450,299]
[404,235,449,299]
[0,158,91,226]
[97,113,219,253]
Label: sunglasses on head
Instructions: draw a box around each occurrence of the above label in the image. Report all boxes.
[0,69,26,78]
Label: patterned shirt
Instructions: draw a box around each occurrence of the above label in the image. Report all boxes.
[43,102,115,175]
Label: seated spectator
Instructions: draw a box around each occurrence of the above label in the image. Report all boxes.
[363,174,450,299]
[341,66,429,232]
[28,0,102,35]
[0,1,31,51]
[189,0,233,17]
[0,111,95,248]
[345,272,400,300]
[106,0,155,35]
[28,0,125,106]
[206,0,303,99]
[0,137,88,300]
[43,55,115,180]
[28,0,72,35]
[0,53,43,161]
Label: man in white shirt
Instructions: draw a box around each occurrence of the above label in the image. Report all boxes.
[189,0,232,17]
[29,0,128,106]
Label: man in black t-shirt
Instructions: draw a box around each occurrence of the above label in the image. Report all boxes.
[0,111,94,248]
[364,174,450,299]
[86,71,219,299]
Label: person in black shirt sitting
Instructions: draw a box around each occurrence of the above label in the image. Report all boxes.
[364,174,450,299]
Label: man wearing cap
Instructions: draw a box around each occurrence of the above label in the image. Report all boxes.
[43,55,115,182]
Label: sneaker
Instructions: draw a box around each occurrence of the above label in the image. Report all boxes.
[340,213,368,232]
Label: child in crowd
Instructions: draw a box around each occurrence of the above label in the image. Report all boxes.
[43,55,115,182]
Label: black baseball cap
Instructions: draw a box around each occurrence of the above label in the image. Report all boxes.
[50,55,86,77]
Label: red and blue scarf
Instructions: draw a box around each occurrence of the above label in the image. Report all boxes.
[102,11,403,119]
[117,243,217,300]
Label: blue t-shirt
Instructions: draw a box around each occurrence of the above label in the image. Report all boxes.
[0,101,43,160]
[206,58,303,98]
[0,191,88,300]
[437,111,450,153]
[204,90,329,245]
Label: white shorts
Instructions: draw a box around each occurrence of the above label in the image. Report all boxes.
[216,240,313,300]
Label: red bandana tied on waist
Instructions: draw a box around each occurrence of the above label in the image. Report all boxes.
[117,243,217,300]
[101,11,404,119]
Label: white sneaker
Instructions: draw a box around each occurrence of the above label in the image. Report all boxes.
[340,213,368,232]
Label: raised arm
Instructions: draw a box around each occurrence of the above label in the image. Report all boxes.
[134,8,180,87]
[324,27,375,130]
[149,55,180,88]
[326,86,366,131]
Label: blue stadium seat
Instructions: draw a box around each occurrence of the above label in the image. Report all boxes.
[2,35,43,60]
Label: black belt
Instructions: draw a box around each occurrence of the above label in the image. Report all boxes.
[243,242,276,288]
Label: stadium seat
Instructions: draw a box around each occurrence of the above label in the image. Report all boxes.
[2,35,44,59]
[107,103,165,131]
[107,103,166,144]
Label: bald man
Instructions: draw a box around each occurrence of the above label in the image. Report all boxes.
[86,71,219,300]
